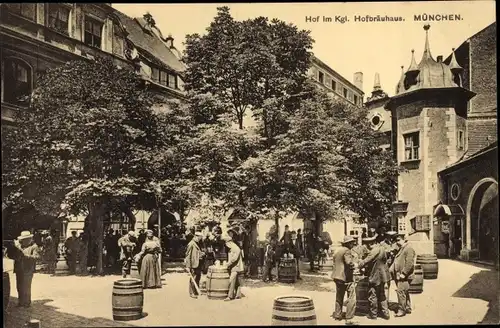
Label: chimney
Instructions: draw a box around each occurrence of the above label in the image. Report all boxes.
[437,55,443,63]
[353,72,363,91]
[165,34,174,48]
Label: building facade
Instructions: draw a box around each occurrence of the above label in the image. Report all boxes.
[308,56,364,107]
[386,23,497,260]
[1,3,186,239]
[365,73,392,151]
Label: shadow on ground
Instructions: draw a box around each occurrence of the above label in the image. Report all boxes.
[244,273,335,293]
[452,269,500,324]
[4,298,141,328]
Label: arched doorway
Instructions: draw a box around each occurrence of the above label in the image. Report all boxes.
[468,178,498,263]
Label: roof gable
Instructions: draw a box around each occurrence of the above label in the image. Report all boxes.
[113,10,186,73]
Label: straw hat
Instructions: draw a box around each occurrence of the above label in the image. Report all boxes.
[194,231,203,237]
[340,235,356,245]
[362,235,377,243]
[17,231,33,240]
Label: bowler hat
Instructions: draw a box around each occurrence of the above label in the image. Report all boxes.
[340,235,356,245]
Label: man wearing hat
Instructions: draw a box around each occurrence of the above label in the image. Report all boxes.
[331,235,357,324]
[64,231,79,274]
[390,233,416,317]
[41,230,57,275]
[118,231,137,278]
[13,231,42,307]
[223,235,244,301]
[358,235,390,320]
[185,231,205,298]
[379,231,398,298]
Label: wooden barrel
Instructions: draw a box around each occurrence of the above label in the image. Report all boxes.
[272,295,317,325]
[354,275,369,315]
[3,272,10,313]
[409,264,424,294]
[206,266,230,300]
[416,254,439,279]
[112,279,144,321]
[130,261,140,279]
[278,258,297,283]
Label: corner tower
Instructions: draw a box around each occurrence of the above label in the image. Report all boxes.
[385,25,475,256]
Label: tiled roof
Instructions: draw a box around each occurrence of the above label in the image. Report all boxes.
[113,10,186,73]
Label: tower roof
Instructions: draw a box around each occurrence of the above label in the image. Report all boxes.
[394,25,461,95]
[448,48,464,72]
[366,72,389,104]
[395,66,405,95]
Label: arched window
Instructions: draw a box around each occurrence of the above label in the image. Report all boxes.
[3,58,32,107]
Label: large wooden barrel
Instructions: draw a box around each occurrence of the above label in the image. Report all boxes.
[416,254,439,279]
[409,264,424,294]
[3,272,10,313]
[112,279,144,321]
[130,261,140,279]
[206,265,230,300]
[272,295,317,325]
[354,275,370,315]
[278,258,297,283]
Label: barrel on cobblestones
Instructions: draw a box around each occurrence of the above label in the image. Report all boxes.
[272,295,317,325]
[3,272,10,314]
[112,279,144,321]
[206,265,230,300]
[278,258,297,283]
[354,275,370,315]
[416,254,439,279]
[409,264,424,294]
[130,261,140,279]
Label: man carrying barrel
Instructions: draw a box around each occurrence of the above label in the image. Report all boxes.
[331,235,357,325]
[390,233,416,317]
[185,231,205,299]
[118,231,136,278]
[358,235,390,320]
[223,236,244,301]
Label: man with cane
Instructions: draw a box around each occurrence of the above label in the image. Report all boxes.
[185,232,205,299]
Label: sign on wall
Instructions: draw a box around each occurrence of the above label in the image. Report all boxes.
[441,221,450,234]
[412,215,431,231]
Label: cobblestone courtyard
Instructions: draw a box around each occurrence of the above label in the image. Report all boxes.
[4,259,498,327]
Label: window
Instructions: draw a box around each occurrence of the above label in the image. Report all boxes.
[48,4,70,34]
[112,26,124,56]
[168,74,177,89]
[160,71,168,86]
[7,3,36,21]
[458,130,465,150]
[331,80,337,91]
[84,17,103,48]
[354,94,359,105]
[404,132,420,161]
[151,67,160,83]
[343,87,348,98]
[318,71,324,84]
[3,58,32,107]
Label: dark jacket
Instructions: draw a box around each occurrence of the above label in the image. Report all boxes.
[288,239,301,258]
[390,242,416,281]
[280,231,292,247]
[331,246,355,283]
[358,245,389,286]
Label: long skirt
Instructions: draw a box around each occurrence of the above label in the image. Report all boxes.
[140,253,162,289]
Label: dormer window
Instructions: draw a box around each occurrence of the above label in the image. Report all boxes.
[112,24,125,57]
[48,4,70,35]
[168,74,177,89]
[3,58,32,107]
[84,17,103,49]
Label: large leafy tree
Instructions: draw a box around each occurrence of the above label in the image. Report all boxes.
[2,57,169,274]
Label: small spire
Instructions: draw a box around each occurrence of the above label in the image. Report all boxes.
[373,72,381,92]
[395,66,405,94]
[407,49,419,73]
[421,24,434,61]
[448,48,463,72]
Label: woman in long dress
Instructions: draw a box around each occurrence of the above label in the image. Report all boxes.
[135,230,162,289]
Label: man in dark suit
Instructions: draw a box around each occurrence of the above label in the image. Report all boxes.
[379,231,398,300]
[280,225,292,249]
[331,235,357,325]
[289,231,302,280]
[390,233,416,317]
[358,236,390,320]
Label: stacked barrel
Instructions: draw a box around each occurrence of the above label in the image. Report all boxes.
[416,254,439,279]
[278,257,297,283]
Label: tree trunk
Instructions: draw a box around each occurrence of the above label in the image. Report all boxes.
[249,220,259,277]
[88,200,107,276]
[274,213,280,239]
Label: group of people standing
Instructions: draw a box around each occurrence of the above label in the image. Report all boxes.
[332,231,416,325]
[184,227,245,302]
